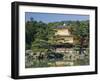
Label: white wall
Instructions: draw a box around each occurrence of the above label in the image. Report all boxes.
[0,0,99,81]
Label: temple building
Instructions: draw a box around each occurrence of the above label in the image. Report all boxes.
[51,25,80,62]
[54,25,74,44]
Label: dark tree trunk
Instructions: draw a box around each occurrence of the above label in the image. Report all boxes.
[79,37,84,55]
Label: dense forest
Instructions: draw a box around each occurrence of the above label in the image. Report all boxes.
[26,18,89,51]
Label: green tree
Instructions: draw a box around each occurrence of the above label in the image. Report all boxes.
[70,21,89,54]
[25,18,38,49]
[31,21,56,58]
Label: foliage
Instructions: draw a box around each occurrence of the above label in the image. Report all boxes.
[68,21,89,54]
[25,18,57,50]
[25,19,38,49]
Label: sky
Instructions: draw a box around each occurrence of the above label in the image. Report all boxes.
[25,12,89,23]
